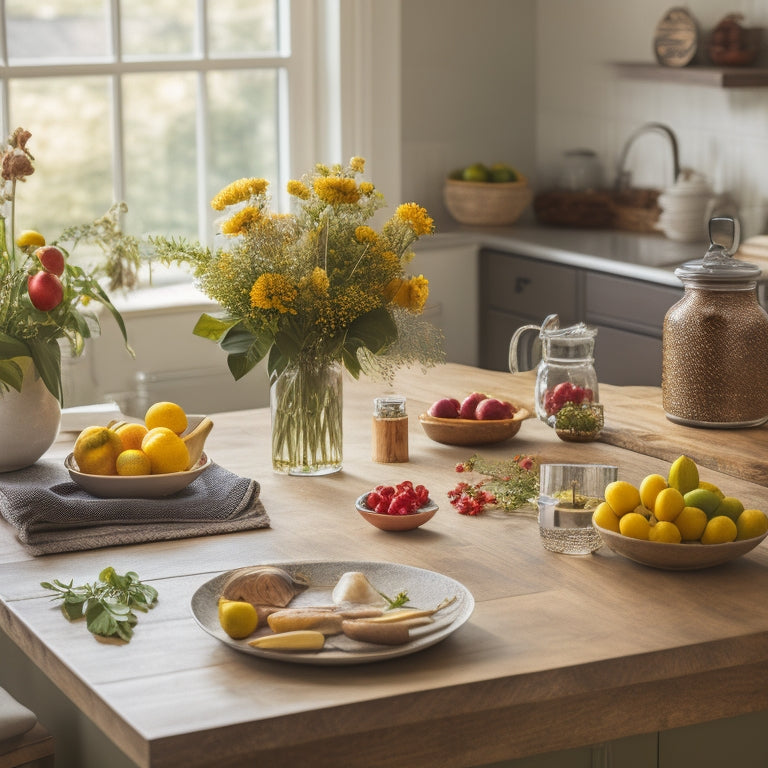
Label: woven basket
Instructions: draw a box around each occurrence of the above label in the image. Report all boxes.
[444,178,532,226]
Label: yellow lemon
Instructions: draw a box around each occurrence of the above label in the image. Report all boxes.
[668,455,699,495]
[141,427,190,474]
[16,229,45,248]
[639,473,668,512]
[736,509,768,540]
[115,449,152,476]
[619,512,651,540]
[604,481,641,517]
[218,598,259,639]
[73,426,123,475]
[653,487,685,522]
[114,422,149,451]
[592,501,620,532]
[700,515,738,545]
[144,401,188,435]
[675,506,708,541]
[649,521,682,544]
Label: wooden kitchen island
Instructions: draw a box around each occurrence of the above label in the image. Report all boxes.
[2,363,768,768]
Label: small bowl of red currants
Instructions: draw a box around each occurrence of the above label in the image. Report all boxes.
[356,481,438,531]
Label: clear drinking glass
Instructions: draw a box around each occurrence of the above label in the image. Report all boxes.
[537,463,618,555]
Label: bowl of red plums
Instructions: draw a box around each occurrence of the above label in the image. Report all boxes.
[419,392,530,446]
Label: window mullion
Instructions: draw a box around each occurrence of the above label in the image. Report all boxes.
[110,0,125,208]
[196,0,210,245]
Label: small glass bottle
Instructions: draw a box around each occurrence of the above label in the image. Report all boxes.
[372,396,409,463]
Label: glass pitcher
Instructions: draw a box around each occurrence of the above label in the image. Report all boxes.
[509,314,599,425]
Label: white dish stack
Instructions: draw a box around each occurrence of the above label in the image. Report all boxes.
[656,170,714,243]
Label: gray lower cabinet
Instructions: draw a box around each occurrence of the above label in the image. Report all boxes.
[479,248,684,386]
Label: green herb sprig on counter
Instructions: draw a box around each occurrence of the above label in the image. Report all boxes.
[40,567,158,642]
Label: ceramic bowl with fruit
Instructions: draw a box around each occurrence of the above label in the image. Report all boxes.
[592,455,768,570]
[65,402,214,498]
[356,482,438,531]
[419,392,530,446]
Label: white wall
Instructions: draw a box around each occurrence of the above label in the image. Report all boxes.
[534,0,768,236]
[399,0,538,229]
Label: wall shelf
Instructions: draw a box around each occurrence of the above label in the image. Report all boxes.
[612,61,768,88]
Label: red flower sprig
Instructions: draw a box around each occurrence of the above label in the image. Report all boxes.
[449,454,538,516]
[367,481,430,515]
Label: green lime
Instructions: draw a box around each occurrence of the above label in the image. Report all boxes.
[489,163,518,183]
[462,163,489,182]
[683,488,721,518]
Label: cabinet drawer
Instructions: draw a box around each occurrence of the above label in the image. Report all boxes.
[481,249,578,319]
[586,272,682,336]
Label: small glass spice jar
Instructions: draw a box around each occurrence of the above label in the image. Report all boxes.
[662,216,768,427]
[372,396,409,463]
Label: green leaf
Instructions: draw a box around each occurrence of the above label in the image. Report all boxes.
[85,602,118,638]
[341,307,398,377]
[220,323,272,381]
[61,599,87,621]
[25,338,62,403]
[0,359,24,392]
[193,313,239,343]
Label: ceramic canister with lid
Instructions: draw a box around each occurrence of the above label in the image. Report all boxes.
[662,216,768,427]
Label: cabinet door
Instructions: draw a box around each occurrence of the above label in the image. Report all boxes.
[481,308,534,372]
[593,324,664,386]
[480,250,580,370]
[482,249,579,318]
[586,272,682,336]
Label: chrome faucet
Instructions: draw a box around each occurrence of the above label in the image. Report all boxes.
[614,122,680,191]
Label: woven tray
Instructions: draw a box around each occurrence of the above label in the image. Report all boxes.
[533,188,661,233]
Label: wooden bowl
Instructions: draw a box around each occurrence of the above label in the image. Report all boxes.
[418,407,530,446]
[355,494,438,531]
[443,178,532,226]
[593,522,768,571]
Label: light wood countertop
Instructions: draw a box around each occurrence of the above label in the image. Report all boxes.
[2,364,768,767]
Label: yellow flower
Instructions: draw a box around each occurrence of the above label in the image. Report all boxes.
[313,176,360,205]
[391,275,429,313]
[354,225,377,244]
[395,203,434,236]
[359,181,374,195]
[287,180,310,200]
[220,206,261,236]
[250,273,297,314]
[304,266,330,296]
[349,156,365,173]
[211,178,268,210]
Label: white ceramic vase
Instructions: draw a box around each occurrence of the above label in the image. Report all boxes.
[0,360,61,473]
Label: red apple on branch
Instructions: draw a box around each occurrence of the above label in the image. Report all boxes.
[28,271,63,311]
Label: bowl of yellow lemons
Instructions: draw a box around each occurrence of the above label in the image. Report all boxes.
[444,163,532,226]
[65,403,213,498]
[591,455,768,570]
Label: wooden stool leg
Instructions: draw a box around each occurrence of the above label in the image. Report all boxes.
[0,721,55,768]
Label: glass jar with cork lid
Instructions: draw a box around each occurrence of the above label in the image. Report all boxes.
[662,216,768,427]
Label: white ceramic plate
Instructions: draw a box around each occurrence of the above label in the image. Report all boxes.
[594,522,768,570]
[191,560,475,665]
[64,452,212,498]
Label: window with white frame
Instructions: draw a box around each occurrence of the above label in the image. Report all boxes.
[0,0,318,252]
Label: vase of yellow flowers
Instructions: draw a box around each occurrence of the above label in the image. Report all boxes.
[154,157,443,475]
[0,128,131,471]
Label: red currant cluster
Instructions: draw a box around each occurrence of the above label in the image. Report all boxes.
[447,481,496,516]
[543,381,594,417]
[366,481,430,516]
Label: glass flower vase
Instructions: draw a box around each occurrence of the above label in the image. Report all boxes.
[270,359,343,475]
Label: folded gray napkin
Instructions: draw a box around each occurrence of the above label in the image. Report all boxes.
[0,460,270,556]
